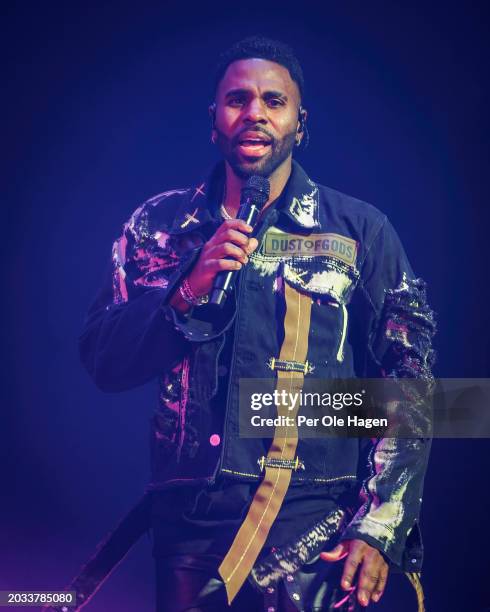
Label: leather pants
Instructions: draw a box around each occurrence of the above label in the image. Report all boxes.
[154,553,360,612]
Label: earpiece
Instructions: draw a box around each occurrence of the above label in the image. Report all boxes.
[298,105,307,133]
[297,105,309,148]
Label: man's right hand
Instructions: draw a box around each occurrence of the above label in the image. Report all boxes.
[170,219,259,313]
[187,219,259,297]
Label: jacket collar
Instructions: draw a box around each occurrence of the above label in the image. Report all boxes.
[169,159,320,235]
[280,160,321,229]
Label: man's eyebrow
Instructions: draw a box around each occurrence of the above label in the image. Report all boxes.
[224,88,288,101]
[224,88,249,98]
[263,90,288,101]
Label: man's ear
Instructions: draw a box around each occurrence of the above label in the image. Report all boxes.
[209,102,217,128]
[209,103,217,144]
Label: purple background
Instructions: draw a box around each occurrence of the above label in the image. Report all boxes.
[3,2,489,610]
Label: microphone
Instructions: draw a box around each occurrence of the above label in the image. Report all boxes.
[210,175,270,306]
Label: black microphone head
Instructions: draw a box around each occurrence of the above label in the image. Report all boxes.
[242,175,270,208]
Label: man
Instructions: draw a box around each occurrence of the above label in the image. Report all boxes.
[77,36,436,611]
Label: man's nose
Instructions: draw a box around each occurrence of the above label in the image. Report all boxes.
[243,99,267,124]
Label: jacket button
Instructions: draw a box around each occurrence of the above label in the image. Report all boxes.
[209,434,221,446]
[267,587,275,593]
[411,558,418,564]
[292,593,301,601]
[218,365,228,377]
[286,575,294,582]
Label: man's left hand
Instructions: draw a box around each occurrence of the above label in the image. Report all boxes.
[320,539,389,607]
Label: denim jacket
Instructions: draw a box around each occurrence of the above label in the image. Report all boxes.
[79,160,436,573]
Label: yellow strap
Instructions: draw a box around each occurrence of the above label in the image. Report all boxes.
[405,572,425,612]
[219,282,312,603]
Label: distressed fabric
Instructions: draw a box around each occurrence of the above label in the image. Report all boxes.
[339,219,437,568]
[250,507,348,590]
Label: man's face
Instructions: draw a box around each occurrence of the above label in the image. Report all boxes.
[213,58,301,179]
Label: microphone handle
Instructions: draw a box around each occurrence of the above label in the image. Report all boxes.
[237,202,261,226]
[209,201,261,307]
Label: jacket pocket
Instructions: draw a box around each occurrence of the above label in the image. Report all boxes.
[282,255,359,302]
[282,255,359,364]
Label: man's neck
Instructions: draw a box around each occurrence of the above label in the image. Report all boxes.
[222,157,292,217]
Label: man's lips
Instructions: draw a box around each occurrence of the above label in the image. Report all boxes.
[235,133,272,157]
[237,142,271,157]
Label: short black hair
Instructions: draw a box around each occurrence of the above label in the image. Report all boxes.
[214,35,305,101]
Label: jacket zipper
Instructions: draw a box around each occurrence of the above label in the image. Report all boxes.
[205,335,227,486]
[336,304,348,362]
[215,207,281,478]
[211,333,227,398]
[217,272,245,476]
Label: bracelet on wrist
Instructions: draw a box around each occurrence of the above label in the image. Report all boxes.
[179,278,209,306]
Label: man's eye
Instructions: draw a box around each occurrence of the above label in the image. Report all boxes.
[266,98,285,108]
[228,97,245,106]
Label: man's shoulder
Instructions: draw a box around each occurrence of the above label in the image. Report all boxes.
[310,179,390,264]
[143,187,192,207]
[316,181,387,227]
[139,186,194,218]
[123,185,196,237]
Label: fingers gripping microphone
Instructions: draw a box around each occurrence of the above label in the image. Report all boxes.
[210,175,270,306]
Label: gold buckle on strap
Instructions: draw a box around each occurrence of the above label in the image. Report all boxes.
[267,357,314,374]
[257,456,305,472]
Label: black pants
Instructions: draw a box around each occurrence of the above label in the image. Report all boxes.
[154,553,359,612]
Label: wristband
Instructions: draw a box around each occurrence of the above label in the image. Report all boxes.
[179,278,209,306]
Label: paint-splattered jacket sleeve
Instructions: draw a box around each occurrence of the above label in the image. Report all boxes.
[78,202,202,393]
[341,216,437,569]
